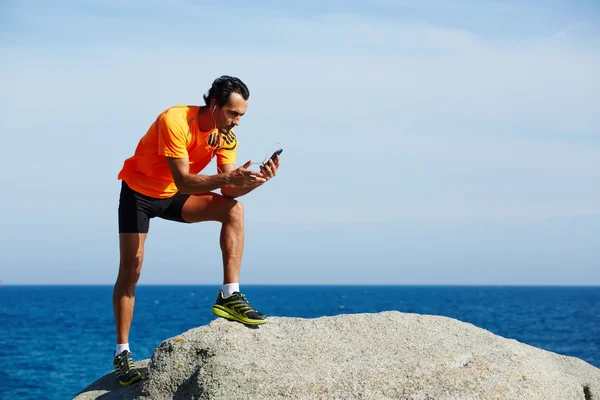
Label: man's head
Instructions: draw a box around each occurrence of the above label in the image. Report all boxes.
[204,75,250,134]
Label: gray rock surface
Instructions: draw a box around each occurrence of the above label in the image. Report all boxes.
[75,311,600,400]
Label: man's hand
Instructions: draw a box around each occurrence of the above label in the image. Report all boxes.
[225,160,267,188]
[259,154,280,182]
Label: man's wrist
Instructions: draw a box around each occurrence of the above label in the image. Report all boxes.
[218,171,232,187]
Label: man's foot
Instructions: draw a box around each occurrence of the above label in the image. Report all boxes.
[113,350,142,387]
[212,290,268,325]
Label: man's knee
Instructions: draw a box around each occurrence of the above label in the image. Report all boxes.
[226,200,244,223]
[119,252,144,284]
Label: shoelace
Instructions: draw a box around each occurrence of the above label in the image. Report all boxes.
[115,354,135,375]
[237,294,257,312]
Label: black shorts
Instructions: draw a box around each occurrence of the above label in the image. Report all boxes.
[118,180,191,233]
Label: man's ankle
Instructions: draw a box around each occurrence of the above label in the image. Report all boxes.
[222,283,239,297]
[115,343,130,357]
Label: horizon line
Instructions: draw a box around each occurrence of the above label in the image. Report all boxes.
[1,283,599,288]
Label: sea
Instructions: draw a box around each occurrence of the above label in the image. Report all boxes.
[1,285,599,399]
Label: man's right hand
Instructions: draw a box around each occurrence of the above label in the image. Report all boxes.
[226,160,267,187]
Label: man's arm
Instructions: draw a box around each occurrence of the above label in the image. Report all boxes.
[166,157,231,194]
[219,163,259,198]
[166,157,266,195]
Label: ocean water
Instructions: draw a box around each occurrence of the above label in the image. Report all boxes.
[1,285,599,399]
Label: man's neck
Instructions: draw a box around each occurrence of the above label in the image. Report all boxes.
[197,106,215,132]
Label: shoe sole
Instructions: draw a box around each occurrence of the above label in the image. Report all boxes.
[212,305,268,325]
[117,373,142,387]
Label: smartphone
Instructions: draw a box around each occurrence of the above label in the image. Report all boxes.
[270,148,283,161]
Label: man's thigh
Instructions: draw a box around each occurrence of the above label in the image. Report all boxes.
[117,181,150,271]
[177,193,240,223]
[118,180,152,234]
[156,192,191,224]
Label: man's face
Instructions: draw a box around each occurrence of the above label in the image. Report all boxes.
[213,92,248,134]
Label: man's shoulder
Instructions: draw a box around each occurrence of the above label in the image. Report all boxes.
[161,104,198,117]
[159,105,199,127]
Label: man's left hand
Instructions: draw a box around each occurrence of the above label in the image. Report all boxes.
[259,155,280,182]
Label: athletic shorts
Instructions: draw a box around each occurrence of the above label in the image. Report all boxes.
[118,180,191,233]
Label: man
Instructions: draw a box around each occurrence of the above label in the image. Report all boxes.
[112,76,280,387]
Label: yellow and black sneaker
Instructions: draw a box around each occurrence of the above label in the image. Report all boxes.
[211,290,268,325]
[113,350,142,387]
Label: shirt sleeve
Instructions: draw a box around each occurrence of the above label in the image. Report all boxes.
[157,113,189,158]
[216,130,238,165]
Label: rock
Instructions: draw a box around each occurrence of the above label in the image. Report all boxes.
[74,359,148,400]
[74,311,600,400]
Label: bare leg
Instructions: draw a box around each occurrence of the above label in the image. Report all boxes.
[113,233,147,345]
[181,193,244,284]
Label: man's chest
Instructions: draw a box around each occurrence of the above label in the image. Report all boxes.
[185,129,215,163]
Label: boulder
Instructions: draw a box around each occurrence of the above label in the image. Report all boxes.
[75,311,600,399]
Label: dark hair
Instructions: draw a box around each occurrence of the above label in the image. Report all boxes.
[203,75,250,107]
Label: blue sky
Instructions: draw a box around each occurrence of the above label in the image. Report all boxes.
[1,1,598,285]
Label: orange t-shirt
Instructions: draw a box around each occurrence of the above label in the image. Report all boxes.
[118,105,237,198]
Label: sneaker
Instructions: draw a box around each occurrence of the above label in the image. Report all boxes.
[113,350,142,387]
[212,290,268,325]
